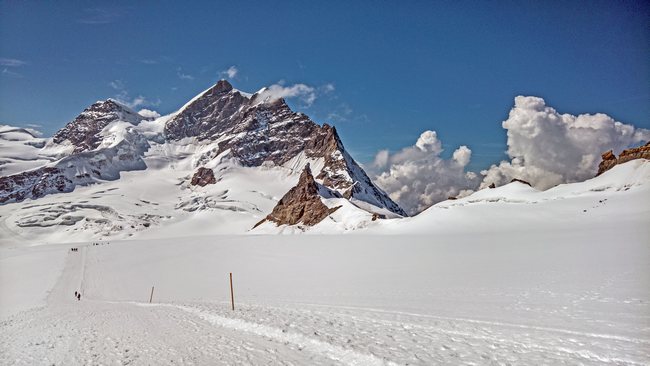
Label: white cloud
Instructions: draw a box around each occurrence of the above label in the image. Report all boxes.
[321,83,335,93]
[137,109,161,119]
[254,83,317,106]
[123,95,160,109]
[220,66,238,79]
[0,58,26,78]
[108,79,160,109]
[78,8,122,24]
[370,96,650,215]
[0,58,26,67]
[109,79,124,90]
[480,96,650,189]
[1,68,22,78]
[371,130,480,215]
[177,68,194,80]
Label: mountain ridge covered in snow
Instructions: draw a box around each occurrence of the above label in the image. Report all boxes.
[1,80,649,244]
[0,80,408,243]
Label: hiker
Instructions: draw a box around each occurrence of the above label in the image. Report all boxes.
[77,293,81,301]
[74,291,77,298]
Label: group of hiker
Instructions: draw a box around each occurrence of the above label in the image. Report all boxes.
[70,242,110,252]
[74,290,81,301]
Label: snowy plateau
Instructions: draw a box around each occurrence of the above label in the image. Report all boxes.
[0,81,649,365]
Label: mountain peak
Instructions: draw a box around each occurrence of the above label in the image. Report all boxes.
[211,79,233,94]
[52,98,144,153]
[255,162,340,227]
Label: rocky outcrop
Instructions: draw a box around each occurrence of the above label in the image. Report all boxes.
[510,178,532,186]
[1,120,150,204]
[597,142,650,176]
[256,164,340,227]
[53,99,146,153]
[597,150,617,176]
[190,167,216,186]
[0,167,73,203]
[164,80,406,217]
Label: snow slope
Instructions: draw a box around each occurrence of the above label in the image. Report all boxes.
[372,159,650,235]
[1,160,648,365]
[1,229,648,364]
[0,125,54,175]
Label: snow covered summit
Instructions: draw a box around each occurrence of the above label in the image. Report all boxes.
[0,80,405,243]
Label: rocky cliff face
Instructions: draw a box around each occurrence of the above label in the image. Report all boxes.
[597,142,650,176]
[1,80,405,219]
[0,104,150,204]
[53,99,146,153]
[164,80,405,216]
[190,167,216,186]
[0,167,73,203]
[256,164,340,227]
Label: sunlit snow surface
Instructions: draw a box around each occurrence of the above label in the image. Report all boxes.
[0,161,649,365]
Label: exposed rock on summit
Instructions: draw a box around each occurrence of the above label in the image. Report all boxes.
[1,80,405,220]
[53,99,146,153]
[597,142,650,176]
[257,164,340,227]
[164,80,406,216]
[191,167,217,186]
[510,178,532,187]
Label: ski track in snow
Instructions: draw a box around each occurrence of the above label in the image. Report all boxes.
[1,243,649,365]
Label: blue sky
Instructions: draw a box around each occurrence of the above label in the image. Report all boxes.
[1,0,648,170]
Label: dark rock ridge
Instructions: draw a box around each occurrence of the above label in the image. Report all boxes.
[165,80,405,216]
[1,124,149,204]
[0,167,73,203]
[597,142,650,176]
[53,99,146,154]
[510,178,532,187]
[191,167,217,186]
[256,164,341,227]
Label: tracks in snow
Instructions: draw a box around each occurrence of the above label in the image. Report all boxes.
[1,246,649,365]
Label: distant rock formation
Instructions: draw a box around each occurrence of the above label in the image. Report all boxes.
[0,167,73,203]
[53,99,147,153]
[597,142,650,176]
[190,167,217,186]
[510,178,532,186]
[255,164,340,227]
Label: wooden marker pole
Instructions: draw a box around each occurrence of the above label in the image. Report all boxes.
[149,286,155,303]
[229,273,235,311]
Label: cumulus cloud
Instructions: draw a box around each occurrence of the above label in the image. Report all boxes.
[137,109,161,119]
[371,131,479,215]
[254,83,317,106]
[480,96,650,189]
[220,66,238,79]
[370,96,649,215]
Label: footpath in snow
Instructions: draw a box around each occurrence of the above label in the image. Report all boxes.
[1,231,649,365]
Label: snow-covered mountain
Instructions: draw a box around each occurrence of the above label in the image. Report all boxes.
[0,80,404,244]
[1,80,649,244]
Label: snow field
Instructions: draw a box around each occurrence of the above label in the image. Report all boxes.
[1,228,648,365]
